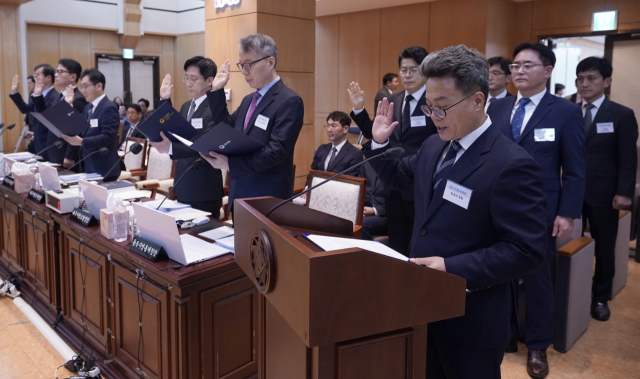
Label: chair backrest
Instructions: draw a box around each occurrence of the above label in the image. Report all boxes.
[123,137,148,171]
[305,169,366,227]
[146,146,174,181]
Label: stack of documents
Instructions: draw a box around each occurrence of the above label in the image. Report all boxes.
[140,199,211,221]
[215,235,234,252]
[141,199,191,212]
[59,173,102,183]
[198,226,234,240]
[304,234,408,261]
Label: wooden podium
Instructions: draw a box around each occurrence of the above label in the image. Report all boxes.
[234,197,467,379]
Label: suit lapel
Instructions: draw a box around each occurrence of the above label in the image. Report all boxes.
[518,92,553,144]
[498,96,517,137]
[587,97,612,142]
[421,138,448,214]
[244,80,282,134]
[327,141,351,172]
[392,92,405,141]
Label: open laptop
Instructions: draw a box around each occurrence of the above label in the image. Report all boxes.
[37,162,61,191]
[133,202,231,265]
[79,179,109,218]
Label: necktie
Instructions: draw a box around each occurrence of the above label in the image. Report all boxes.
[326,147,337,171]
[186,99,196,121]
[244,91,262,131]
[57,92,64,104]
[85,103,94,122]
[433,140,462,193]
[402,94,414,133]
[511,97,531,141]
[583,103,595,133]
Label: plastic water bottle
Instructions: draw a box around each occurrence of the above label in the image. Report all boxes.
[106,192,116,211]
[113,198,128,242]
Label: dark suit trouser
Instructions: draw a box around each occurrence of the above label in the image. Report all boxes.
[582,204,618,304]
[361,215,387,240]
[183,199,222,220]
[426,332,504,379]
[385,190,414,256]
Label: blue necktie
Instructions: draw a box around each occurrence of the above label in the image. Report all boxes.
[85,103,94,122]
[511,97,531,141]
[433,140,462,193]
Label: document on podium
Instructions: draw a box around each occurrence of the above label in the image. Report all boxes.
[136,101,197,143]
[31,101,91,138]
[169,122,265,156]
[304,234,408,262]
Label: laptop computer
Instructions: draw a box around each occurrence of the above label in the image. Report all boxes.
[37,162,61,191]
[79,179,109,219]
[133,202,231,266]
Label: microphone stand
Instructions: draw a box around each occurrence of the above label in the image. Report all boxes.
[59,148,107,175]
[155,158,202,211]
[98,144,142,184]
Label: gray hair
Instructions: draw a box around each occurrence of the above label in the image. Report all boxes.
[419,45,489,101]
[239,34,278,67]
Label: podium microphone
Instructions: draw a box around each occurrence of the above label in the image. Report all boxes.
[155,158,203,211]
[26,141,64,163]
[59,147,109,175]
[265,147,404,218]
[98,142,143,184]
[0,124,16,137]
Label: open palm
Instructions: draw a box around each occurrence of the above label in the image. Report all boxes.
[212,59,231,91]
[160,74,173,100]
[372,98,398,143]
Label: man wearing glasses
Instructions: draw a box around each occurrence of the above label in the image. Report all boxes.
[200,34,304,214]
[487,43,585,379]
[485,56,513,112]
[348,46,437,257]
[149,56,224,218]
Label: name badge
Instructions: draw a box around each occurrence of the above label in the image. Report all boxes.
[597,122,614,134]
[442,180,472,210]
[410,116,427,127]
[534,128,555,142]
[255,114,269,130]
[191,118,203,129]
[90,119,99,128]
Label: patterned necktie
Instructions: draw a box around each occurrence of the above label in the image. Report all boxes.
[85,103,94,122]
[583,103,595,133]
[57,92,64,104]
[511,97,531,141]
[244,91,262,131]
[186,99,196,121]
[433,140,462,193]
[326,147,337,171]
[402,94,414,133]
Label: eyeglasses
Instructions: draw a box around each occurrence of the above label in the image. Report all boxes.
[55,69,69,75]
[182,75,204,84]
[508,63,544,72]
[576,76,599,83]
[79,83,95,90]
[421,93,474,119]
[400,67,420,76]
[236,56,271,71]
[324,123,344,129]
[33,73,43,79]
[489,70,506,76]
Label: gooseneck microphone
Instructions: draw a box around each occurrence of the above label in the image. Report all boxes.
[59,147,109,175]
[0,124,16,138]
[155,158,203,211]
[98,142,143,184]
[265,147,405,218]
[34,140,64,158]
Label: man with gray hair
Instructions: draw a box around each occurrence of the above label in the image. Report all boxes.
[201,33,304,212]
[364,45,547,378]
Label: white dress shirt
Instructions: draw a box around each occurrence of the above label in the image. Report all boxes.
[484,89,508,112]
[168,93,208,155]
[88,94,106,115]
[511,88,547,133]
[581,94,605,120]
[324,138,347,170]
[353,85,426,117]
[243,76,281,126]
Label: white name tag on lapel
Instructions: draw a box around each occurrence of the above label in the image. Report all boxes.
[534,128,555,142]
[410,116,427,127]
[597,122,614,134]
[191,118,203,129]
[90,119,99,128]
[254,114,269,130]
[442,180,472,209]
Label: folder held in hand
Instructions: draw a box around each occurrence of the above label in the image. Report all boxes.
[169,122,265,156]
[31,101,91,138]
[136,101,198,143]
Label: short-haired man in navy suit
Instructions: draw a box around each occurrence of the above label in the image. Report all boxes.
[576,57,638,322]
[62,68,121,182]
[201,34,304,211]
[310,111,363,176]
[487,43,585,379]
[366,44,547,379]
[486,56,513,112]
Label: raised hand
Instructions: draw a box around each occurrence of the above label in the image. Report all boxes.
[212,59,231,91]
[371,97,398,143]
[11,75,19,93]
[160,74,173,100]
[33,76,44,96]
[64,85,74,104]
[347,82,365,110]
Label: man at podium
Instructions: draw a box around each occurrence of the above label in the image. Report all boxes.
[365,45,548,379]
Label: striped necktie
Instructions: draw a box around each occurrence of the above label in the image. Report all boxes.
[433,140,462,193]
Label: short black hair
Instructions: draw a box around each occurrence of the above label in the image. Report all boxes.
[554,83,565,93]
[34,63,55,81]
[137,98,150,107]
[80,68,106,90]
[58,58,82,82]
[576,56,613,79]
[27,75,34,82]
[184,56,217,79]
[487,56,512,75]
[398,46,428,68]
[513,43,556,67]
[382,73,398,86]
[126,103,142,113]
[326,111,351,127]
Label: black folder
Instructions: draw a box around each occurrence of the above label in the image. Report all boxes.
[136,101,197,143]
[31,101,91,138]
[170,122,265,157]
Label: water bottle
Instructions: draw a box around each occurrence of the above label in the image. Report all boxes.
[113,198,128,242]
[106,192,116,211]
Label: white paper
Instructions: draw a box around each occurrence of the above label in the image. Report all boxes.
[180,234,231,259]
[167,207,211,221]
[141,199,191,211]
[305,234,407,261]
[215,235,235,252]
[199,226,234,240]
[410,115,427,127]
[255,114,269,130]
[168,131,193,146]
[90,119,99,127]
[442,180,472,209]
[113,190,151,200]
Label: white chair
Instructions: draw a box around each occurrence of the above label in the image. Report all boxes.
[134,146,174,199]
[118,137,148,181]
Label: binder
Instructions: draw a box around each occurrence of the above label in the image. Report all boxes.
[136,101,197,143]
[169,122,265,157]
[31,101,91,138]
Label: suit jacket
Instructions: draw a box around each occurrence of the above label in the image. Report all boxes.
[584,97,638,206]
[487,91,585,222]
[10,88,58,155]
[158,98,224,204]
[207,79,304,209]
[365,124,547,348]
[120,120,146,144]
[310,140,363,177]
[360,161,385,216]
[351,90,437,200]
[373,86,392,115]
[81,96,120,181]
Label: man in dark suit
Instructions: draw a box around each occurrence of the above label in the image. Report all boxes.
[576,57,638,321]
[201,34,304,212]
[486,56,513,112]
[487,43,585,379]
[61,69,120,182]
[150,56,224,218]
[33,59,88,167]
[137,98,151,121]
[373,73,399,115]
[119,103,146,151]
[360,161,386,240]
[367,45,546,379]
[9,64,57,156]
[310,111,363,176]
[348,46,437,256]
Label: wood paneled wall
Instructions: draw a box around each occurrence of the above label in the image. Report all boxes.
[174,32,205,106]
[0,4,23,152]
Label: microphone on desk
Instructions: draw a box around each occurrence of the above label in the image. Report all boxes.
[0,124,16,138]
[98,142,143,184]
[59,147,109,175]
[155,158,204,211]
[28,141,64,163]
[265,147,405,218]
